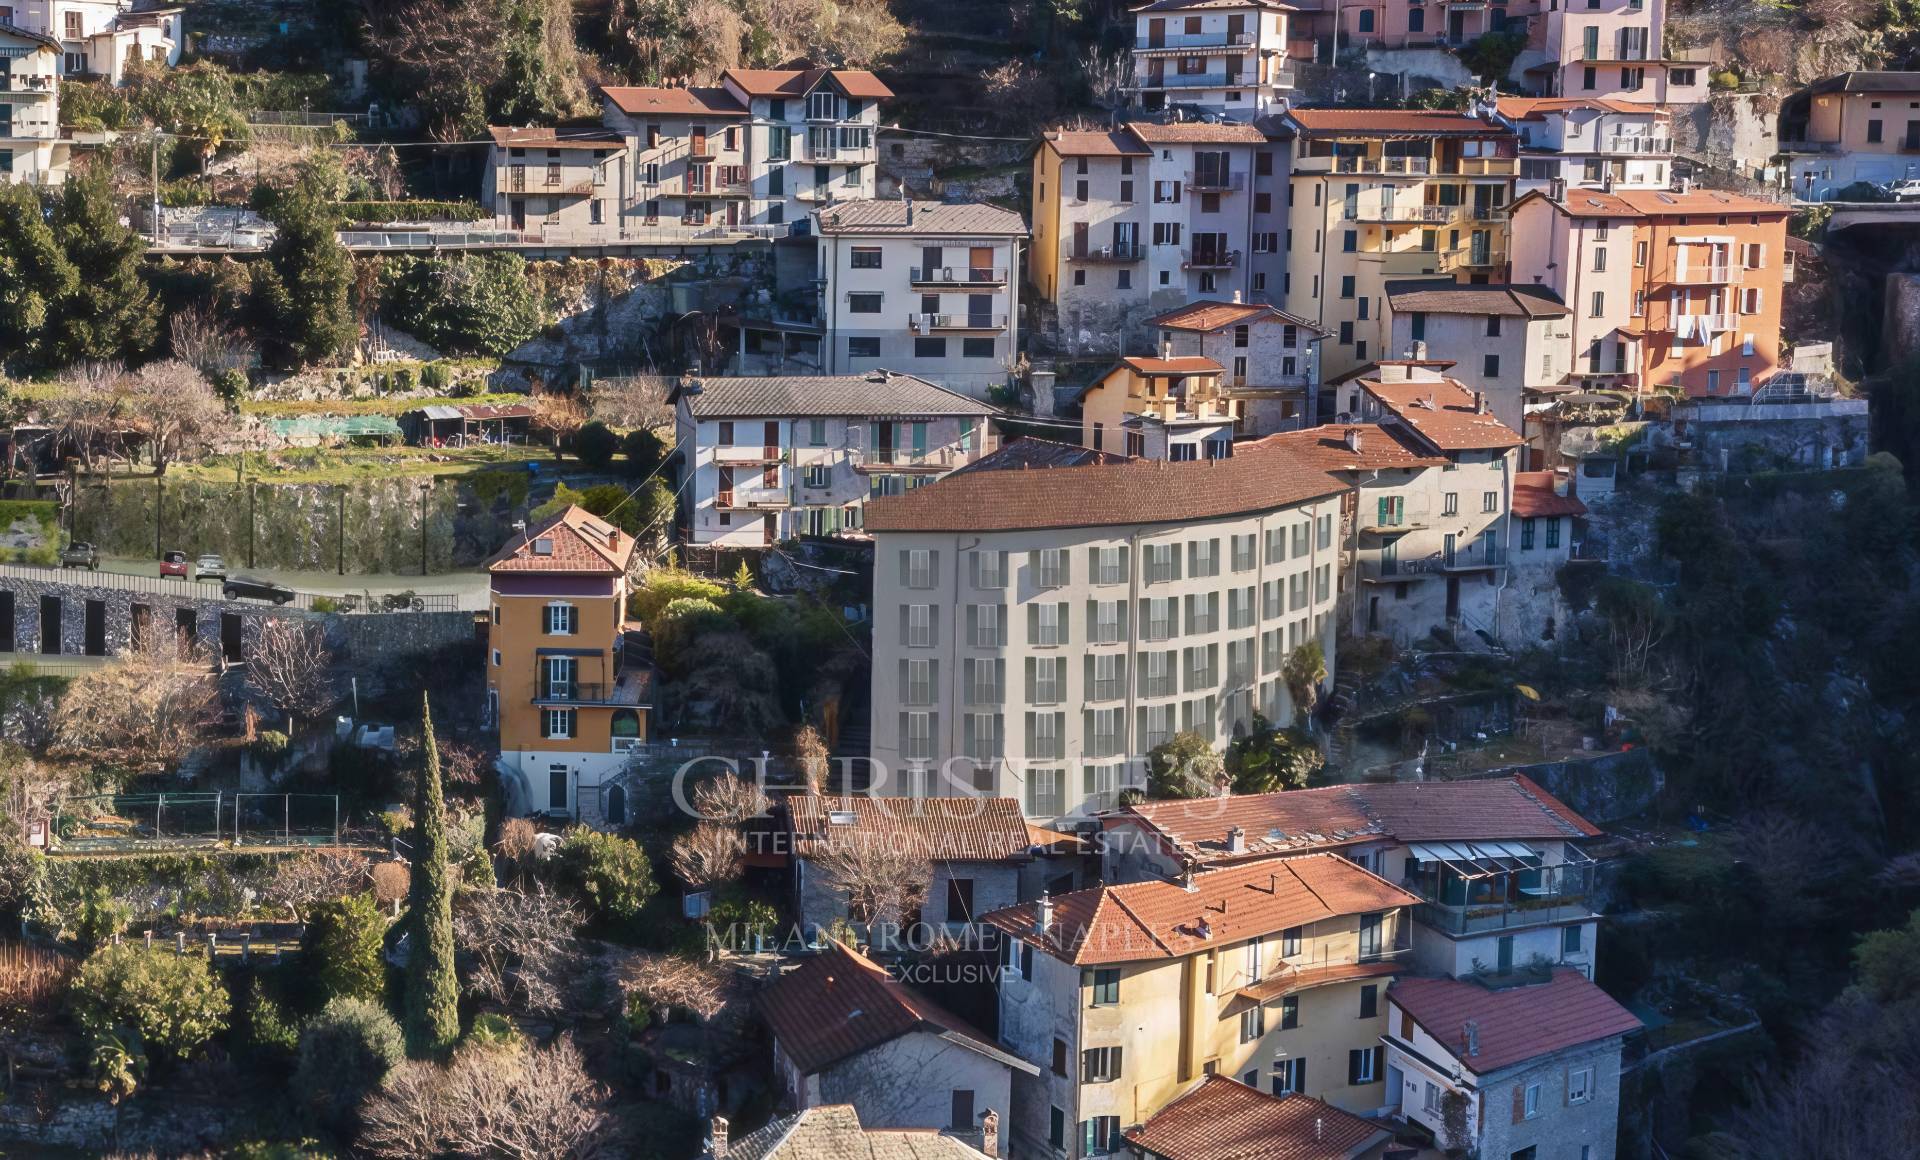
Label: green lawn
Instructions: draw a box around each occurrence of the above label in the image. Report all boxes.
[239,391,530,418]
[172,443,550,484]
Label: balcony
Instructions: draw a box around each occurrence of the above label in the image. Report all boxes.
[1438,243,1508,272]
[1361,553,1445,581]
[1185,169,1245,193]
[1066,243,1146,262]
[1451,156,1519,176]
[1134,70,1235,90]
[1405,853,1599,937]
[1302,154,1432,176]
[803,124,877,163]
[1442,543,1508,570]
[1657,264,1746,285]
[1134,30,1256,50]
[714,444,784,464]
[908,312,1007,332]
[1600,134,1671,155]
[910,265,1009,287]
[852,446,969,473]
[531,677,648,708]
[1181,247,1241,269]
[718,485,790,510]
[0,75,54,95]
[688,137,719,160]
[1346,204,1455,224]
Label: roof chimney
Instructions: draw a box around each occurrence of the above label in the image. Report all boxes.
[1344,426,1363,452]
[1226,825,1246,853]
[906,201,915,226]
[1034,892,1053,936]
[1473,390,1485,414]
[710,1116,730,1160]
[1161,340,1173,360]
[981,1110,1000,1157]
[1549,176,1566,202]
[1412,340,1427,361]
[1463,1020,1481,1058]
[1180,865,1198,893]
[1232,289,1243,304]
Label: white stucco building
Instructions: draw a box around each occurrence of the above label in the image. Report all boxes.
[2,1,180,81]
[0,22,67,186]
[1498,97,1674,197]
[1126,0,1297,122]
[1382,280,1573,438]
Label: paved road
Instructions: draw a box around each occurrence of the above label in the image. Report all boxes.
[82,557,491,609]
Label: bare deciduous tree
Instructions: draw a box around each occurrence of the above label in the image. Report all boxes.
[1078,48,1133,111]
[248,618,337,731]
[691,771,770,822]
[120,360,223,475]
[44,362,126,474]
[812,837,933,928]
[619,952,729,1023]
[169,303,255,381]
[359,1034,614,1160]
[586,375,672,429]
[453,885,584,1015]
[259,851,371,922]
[371,860,410,916]
[53,650,219,773]
[669,821,745,888]
[530,390,588,455]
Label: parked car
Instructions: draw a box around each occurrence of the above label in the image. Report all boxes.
[1890,179,1920,202]
[222,576,297,605]
[159,550,189,577]
[59,542,98,570]
[195,554,227,582]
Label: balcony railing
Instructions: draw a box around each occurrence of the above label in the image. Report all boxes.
[532,680,645,707]
[909,265,1009,286]
[1443,544,1509,569]
[1346,204,1455,223]
[1135,71,1235,90]
[852,446,968,472]
[1134,30,1256,49]
[718,485,790,509]
[1067,243,1146,262]
[1601,134,1671,155]
[1658,264,1746,285]
[0,74,54,94]
[1319,154,1433,176]
[1406,862,1598,936]
[715,445,783,464]
[908,312,1008,331]
[1452,156,1519,176]
[1185,170,1245,192]
[1439,244,1508,271]
[1181,247,1241,269]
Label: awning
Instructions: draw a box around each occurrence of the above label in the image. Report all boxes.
[1406,840,1541,878]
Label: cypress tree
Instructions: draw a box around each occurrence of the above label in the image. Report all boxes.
[402,694,460,1058]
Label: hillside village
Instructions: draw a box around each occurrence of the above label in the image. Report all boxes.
[2,0,1920,1158]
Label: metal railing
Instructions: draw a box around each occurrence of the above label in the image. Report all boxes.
[1310,154,1433,175]
[1443,544,1509,569]
[1346,203,1454,223]
[1439,244,1508,271]
[725,485,791,509]
[1067,243,1146,262]
[1136,71,1234,89]
[909,266,1009,286]
[1601,135,1671,154]
[533,681,641,705]
[1135,30,1256,49]
[1185,170,1245,192]
[715,445,784,464]
[1658,264,1746,285]
[908,312,1008,330]
[1181,247,1241,269]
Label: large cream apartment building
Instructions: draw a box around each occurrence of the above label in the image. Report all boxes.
[864,443,1345,819]
[1279,108,1521,380]
[1031,122,1288,353]
[1125,0,1297,122]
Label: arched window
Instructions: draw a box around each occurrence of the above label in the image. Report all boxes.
[1358,9,1375,31]
[611,709,641,738]
[605,784,627,826]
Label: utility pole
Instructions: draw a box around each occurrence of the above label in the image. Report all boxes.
[150,131,162,244]
[419,482,431,576]
[336,486,347,575]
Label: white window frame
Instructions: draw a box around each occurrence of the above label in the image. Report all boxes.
[1568,1066,1594,1104]
[544,601,577,636]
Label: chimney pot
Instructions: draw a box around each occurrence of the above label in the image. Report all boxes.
[710,1116,730,1160]
[1473,390,1485,414]
[981,1110,1000,1157]
[1226,825,1246,853]
[1161,340,1173,361]
[1232,289,1243,304]
[1344,427,1362,452]
[1035,892,1053,935]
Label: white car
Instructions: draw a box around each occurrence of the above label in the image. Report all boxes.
[1888,179,1920,201]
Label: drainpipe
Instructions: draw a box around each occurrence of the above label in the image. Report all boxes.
[947,535,979,796]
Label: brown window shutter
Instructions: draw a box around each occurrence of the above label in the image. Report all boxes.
[1512,1082,1528,1124]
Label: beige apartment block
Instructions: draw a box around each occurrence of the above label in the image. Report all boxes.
[482,126,628,234]
[1780,72,1920,199]
[864,445,1345,819]
[1078,355,1237,460]
[1147,298,1327,433]
[1517,0,1707,105]
[670,372,996,548]
[983,853,1418,1157]
[814,199,1027,397]
[1497,97,1674,197]
[1382,280,1573,436]
[0,23,68,186]
[1127,0,1297,122]
[1280,108,1520,381]
[1030,122,1288,354]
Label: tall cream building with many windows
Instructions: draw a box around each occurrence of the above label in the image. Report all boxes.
[864,443,1345,820]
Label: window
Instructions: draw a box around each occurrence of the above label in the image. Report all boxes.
[1027,767,1064,816]
[1144,543,1180,584]
[1281,926,1301,957]
[850,247,882,268]
[1189,538,1219,578]
[1522,1080,1543,1119]
[1051,1039,1069,1077]
[1088,968,1120,1005]
[544,602,578,635]
[1035,548,1070,588]
[971,550,1007,589]
[1028,603,1068,647]
[848,337,880,358]
[964,658,1003,705]
[1091,546,1127,586]
[906,604,934,648]
[1340,275,1355,299]
[1049,1108,1065,1151]
[1483,354,1500,378]
[541,708,575,739]
[903,549,935,589]
[1280,994,1299,1029]
[1440,492,1458,518]
[1271,1057,1306,1096]
[848,292,882,314]
[963,712,1002,763]
[1080,1116,1121,1156]
[1348,1046,1382,1085]
[1568,1065,1594,1104]
[905,659,935,706]
[1245,938,1263,982]
[1869,118,1885,144]
[1359,984,1378,1019]
[64,10,82,37]
[1028,657,1067,705]
[1483,491,1499,513]
[1564,924,1584,954]
[1521,517,1536,550]
[1239,1005,1264,1043]
[901,711,933,761]
[913,336,946,359]
[1082,1046,1123,1083]
[1546,518,1561,549]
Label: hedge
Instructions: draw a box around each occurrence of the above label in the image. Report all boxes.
[333,201,489,225]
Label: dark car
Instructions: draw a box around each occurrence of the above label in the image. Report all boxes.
[222,576,297,605]
[59,542,98,570]
[159,550,190,577]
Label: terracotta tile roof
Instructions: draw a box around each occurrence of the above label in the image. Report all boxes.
[815,199,1027,236]
[1513,188,1639,218]
[1122,355,1224,375]
[1245,424,1448,472]
[1361,378,1524,452]
[1355,775,1604,842]
[730,1105,989,1160]
[1043,129,1153,157]
[1284,108,1508,137]
[1147,300,1329,335]
[981,853,1418,965]
[1612,188,1791,217]
[863,442,1346,534]
[1390,968,1641,1075]
[1132,0,1295,10]
[1127,120,1271,144]
[1114,776,1602,866]
[600,85,747,117]
[1235,960,1400,1006]
[487,126,628,148]
[1807,70,1920,95]
[1126,1076,1391,1160]
[948,437,1128,476]
[757,940,1025,1075]
[1511,471,1589,518]
[1384,279,1570,319]
[724,67,895,100]
[785,796,1037,863]
[484,505,637,575]
[1495,96,1664,120]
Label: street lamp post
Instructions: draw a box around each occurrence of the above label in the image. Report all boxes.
[418,482,432,577]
